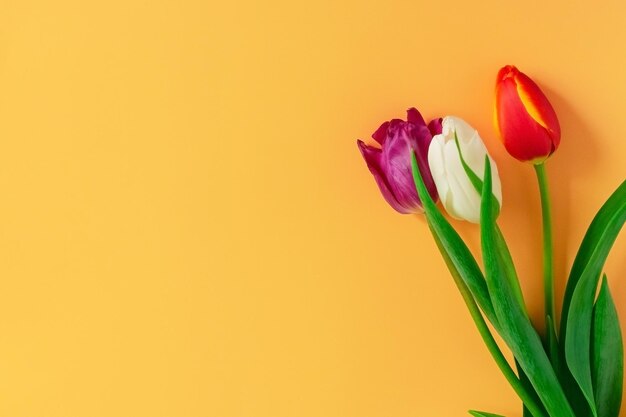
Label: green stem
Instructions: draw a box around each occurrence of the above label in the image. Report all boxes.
[534,163,555,334]
[430,229,549,417]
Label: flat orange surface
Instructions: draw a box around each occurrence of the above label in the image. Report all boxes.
[0,0,624,415]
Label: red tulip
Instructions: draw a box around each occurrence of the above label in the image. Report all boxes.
[495,65,561,163]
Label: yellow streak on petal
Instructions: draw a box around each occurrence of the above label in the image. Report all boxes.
[493,85,503,138]
[516,81,549,131]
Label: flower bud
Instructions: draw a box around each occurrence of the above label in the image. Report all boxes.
[495,65,561,163]
[357,108,439,214]
[427,116,502,223]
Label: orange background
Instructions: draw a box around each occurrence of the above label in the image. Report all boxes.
[0,0,625,416]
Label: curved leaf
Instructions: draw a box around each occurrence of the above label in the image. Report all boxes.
[546,315,560,370]
[480,157,575,417]
[410,152,497,326]
[561,180,626,336]
[469,411,505,417]
[564,180,626,417]
[592,275,623,417]
[516,359,547,417]
[454,134,525,311]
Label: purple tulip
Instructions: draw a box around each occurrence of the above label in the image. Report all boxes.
[357,108,440,214]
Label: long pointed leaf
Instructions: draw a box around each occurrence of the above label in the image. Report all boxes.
[410,153,497,326]
[412,153,548,417]
[565,272,601,416]
[561,180,626,336]
[558,366,593,417]
[564,181,626,416]
[469,411,505,417]
[480,157,575,417]
[516,359,546,417]
[546,315,560,371]
[453,135,525,311]
[592,275,623,417]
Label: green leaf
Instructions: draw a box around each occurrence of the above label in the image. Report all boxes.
[410,153,497,327]
[454,132,485,196]
[418,169,547,417]
[453,132,500,214]
[516,359,546,417]
[560,180,626,335]
[546,315,560,371]
[452,134,525,311]
[469,411,505,417]
[558,367,593,417]
[562,180,626,417]
[522,402,532,417]
[479,157,575,417]
[494,226,526,316]
[592,275,623,417]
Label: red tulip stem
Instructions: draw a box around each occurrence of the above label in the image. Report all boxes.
[534,162,555,334]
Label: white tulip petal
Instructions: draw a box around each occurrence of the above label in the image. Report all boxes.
[426,115,503,223]
[427,135,451,209]
[443,140,480,222]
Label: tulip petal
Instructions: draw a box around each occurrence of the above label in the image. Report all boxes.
[371,121,389,145]
[357,139,414,214]
[406,107,426,126]
[429,133,477,223]
[496,78,554,162]
[380,123,427,212]
[445,116,475,142]
[428,116,502,223]
[515,72,561,148]
[443,139,481,223]
[463,134,503,207]
[495,66,561,163]
[428,117,443,136]
[357,108,440,214]
[427,135,451,205]
[408,122,439,200]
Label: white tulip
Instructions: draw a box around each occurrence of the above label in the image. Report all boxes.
[427,116,502,223]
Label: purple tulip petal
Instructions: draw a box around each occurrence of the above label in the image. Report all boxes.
[411,121,440,201]
[428,118,443,136]
[357,140,410,213]
[406,107,426,126]
[380,123,426,212]
[357,108,440,214]
[387,118,405,132]
[407,123,433,155]
[357,139,381,166]
[371,121,389,145]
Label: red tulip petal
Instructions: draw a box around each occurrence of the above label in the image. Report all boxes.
[515,71,561,149]
[496,78,554,162]
[497,65,516,84]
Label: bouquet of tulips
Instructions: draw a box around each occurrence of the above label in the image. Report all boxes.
[356,65,626,417]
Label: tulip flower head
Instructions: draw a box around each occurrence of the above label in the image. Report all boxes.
[495,65,561,163]
[427,116,502,223]
[357,108,440,214]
